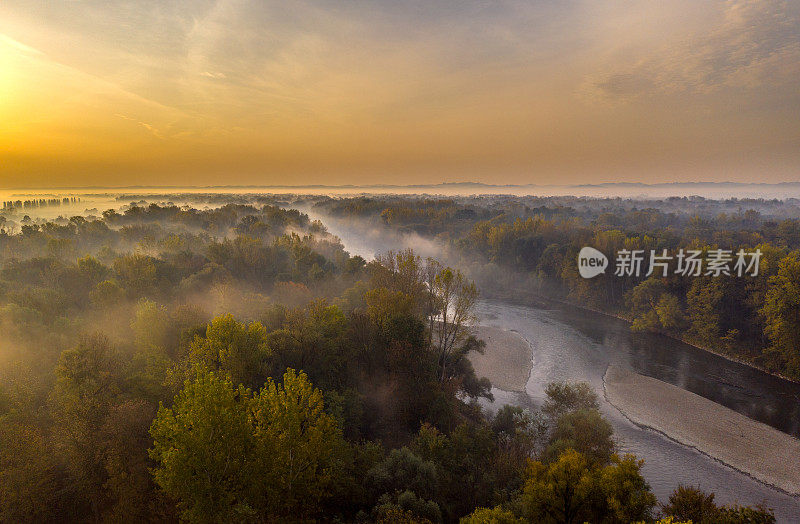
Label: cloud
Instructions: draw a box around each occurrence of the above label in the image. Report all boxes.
[589,0,800,99]
[0,0,798,185]
[0,33,42,55]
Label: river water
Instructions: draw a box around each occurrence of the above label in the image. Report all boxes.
[478,299,800,522]
[316,215,800,522]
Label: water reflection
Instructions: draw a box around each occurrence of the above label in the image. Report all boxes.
[478,299,800,521]
[537,301,800,436]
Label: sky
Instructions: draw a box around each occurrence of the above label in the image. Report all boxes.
[0,0,799,188]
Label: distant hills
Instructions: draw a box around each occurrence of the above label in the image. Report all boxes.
[4,181,800,199]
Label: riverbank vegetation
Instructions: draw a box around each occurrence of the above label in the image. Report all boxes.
[315,195,800,381]
[0,202,777,521]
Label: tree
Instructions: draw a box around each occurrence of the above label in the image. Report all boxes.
[520,449,655,524]
[131,298,171,351]
[366,447,438,503]
[77,255,109,285]
[372,249,427,311]
[112,253,159,298]
[0,421,65,522]
[627,278,668,333]
[761,252,800,378]
[544,408,615,466]
[431,267,479,383]
[716,505,776,523]
[655,293,684,332]
[181,314,271,389]
[150,372,257,522]
[460,506,524,524]
[661,485,719,523]
[265,302,352,392]
[369,251,486,401]
[686,276,724,346]
[661,485,775,524]
[596,454,657,523]
[250,368,345,518]
[90,279,125,307]
[373,490,442,523]
[491,406,548,491]
[542,381,599,421]
[151,368,345,522]
[411,423,498,520]
[100,400,166,521]
[520,449,595,524]
[626,278,684,334]
[50,334,122,519]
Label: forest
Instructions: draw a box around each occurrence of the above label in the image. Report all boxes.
[315,194,800,383]
[0,199,778,522]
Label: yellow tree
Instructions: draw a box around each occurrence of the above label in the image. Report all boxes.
[150,369,345,522]
[251,368,345,519]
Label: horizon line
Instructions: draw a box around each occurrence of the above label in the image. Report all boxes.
[4,181,800,192]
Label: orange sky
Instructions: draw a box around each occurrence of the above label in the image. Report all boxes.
[1,1,799,187]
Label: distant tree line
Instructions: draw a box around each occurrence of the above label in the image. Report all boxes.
[317,195,800,381]
[3,197,79,210]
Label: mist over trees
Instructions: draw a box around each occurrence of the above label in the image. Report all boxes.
[0,196,778,522]
[315,194,800,382]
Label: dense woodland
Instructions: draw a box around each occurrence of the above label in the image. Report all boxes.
[315,195,800,383]
[0,200,777,522]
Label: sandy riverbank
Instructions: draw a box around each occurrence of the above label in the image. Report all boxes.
[603,366,800,496]
[469,326,532,392]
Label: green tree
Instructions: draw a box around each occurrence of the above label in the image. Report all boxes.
[661,485,719,523]
[460,506,524,524]
[520,449,655,524]
[627,278,668,332]
[596,454,657,523]
[112,253,159,298]
[181,314,271,389]
[0,421,65,522]
[544,408,615,466]
[520,449,595,523]
[491,406,548,491]
[250,368,345,519]
[761,252,800,378]
[89,279,125,307]
[366,446,441,522]
[687,276,724,346]
[151,368,345,522]
[374,490,442,523]
[661,485,775,524]
[131,298,171,351]
[50,334,122,519]
[411,423,498,520]
[542,381,599,421]
[150,372,257,523]
[431,267,479,383]
[627,278,684,334]
[100,399,166,521]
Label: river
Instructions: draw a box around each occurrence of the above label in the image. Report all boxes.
[317,214,800,522]
[477,299,800,521]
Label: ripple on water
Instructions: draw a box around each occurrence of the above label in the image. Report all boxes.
[476,299,800,522]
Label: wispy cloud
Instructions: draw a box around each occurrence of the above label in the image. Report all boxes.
[0,0,798,185]
[588,0,800,98]
[0,32,42,55]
